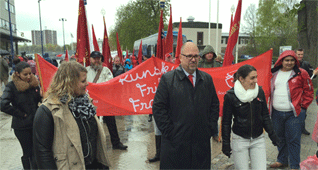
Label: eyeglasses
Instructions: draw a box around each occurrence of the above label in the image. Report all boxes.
[181,54,200,60]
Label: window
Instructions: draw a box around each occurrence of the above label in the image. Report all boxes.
[221,37,227,44]
[4,1,15,14]
[197,32,203,46]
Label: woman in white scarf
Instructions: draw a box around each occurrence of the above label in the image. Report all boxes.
[222,65,279,170]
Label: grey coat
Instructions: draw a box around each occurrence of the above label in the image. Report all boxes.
[153,66,219,169]
[0,57,9,81]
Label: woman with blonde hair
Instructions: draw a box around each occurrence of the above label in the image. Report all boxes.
[33,61,110,169]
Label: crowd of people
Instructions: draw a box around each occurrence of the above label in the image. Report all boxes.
[0,44,317,169]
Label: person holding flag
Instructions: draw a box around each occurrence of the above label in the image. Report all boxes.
[86,51,128,150]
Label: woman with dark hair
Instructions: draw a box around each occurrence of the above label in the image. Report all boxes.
[222,64,279,169]
[269,50,313,170]
[1,61,42,169]
[33,61,110,169]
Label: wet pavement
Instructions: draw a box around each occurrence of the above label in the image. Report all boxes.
[0,85,317,169]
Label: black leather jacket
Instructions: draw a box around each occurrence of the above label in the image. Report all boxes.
[222,87,276,145]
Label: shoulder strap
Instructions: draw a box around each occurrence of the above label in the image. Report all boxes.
[93,69,102,83]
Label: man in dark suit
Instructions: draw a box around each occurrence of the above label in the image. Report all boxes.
[153,42,220,169]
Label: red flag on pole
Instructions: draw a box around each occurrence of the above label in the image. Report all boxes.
[229,13,234,36]
[165,6,173,55]
[138,40,143,64]
[91,24,100,52]
[223,0,242,67]
[174,17,183,65]
[75,0,90,66]
[102,16,112,71]
[156,10,164,60]
[65,49,69,61]
[116,32,123,65]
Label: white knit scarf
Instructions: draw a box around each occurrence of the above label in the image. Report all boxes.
[234,81,259,103]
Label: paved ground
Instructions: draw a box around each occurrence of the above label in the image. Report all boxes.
[0,83,317,169]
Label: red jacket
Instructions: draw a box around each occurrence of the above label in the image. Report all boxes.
[270,50,313,116]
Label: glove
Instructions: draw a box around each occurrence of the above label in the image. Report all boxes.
[222,143,232,158]
[269,133,280,147]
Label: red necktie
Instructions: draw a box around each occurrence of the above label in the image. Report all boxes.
[188,74,194,87]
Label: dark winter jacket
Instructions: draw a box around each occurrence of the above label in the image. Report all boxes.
[153,65,219,169]
[0,74,41,129]
[112,64,125,77]
[300,60,316,78]
[222,87,277,144]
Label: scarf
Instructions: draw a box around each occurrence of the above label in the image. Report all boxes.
[234,81,259,103]
[12,73,39,92]
[60,94,96,120]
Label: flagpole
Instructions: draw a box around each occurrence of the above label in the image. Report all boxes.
[216,0,219,54]
[208,0,211,45]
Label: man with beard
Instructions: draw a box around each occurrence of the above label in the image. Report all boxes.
[87,51,128,150]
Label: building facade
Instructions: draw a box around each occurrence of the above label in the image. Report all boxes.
[0,0,30,55]
[31,29,57,46]
[173,16,222,54]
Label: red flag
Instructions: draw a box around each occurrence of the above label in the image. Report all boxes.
[126,49,129,59]
[165,6,173,55]
[102,16,112,71]
[138,40,143,64]
[75,0,90,66]
[156,10,164,59]
[91,24,100,52]
[35,53,58,93]
[174,18,183,65]
[65,49,69,61]
[229,13,234,36]
[223,0,242,66]
[116,32,124,65]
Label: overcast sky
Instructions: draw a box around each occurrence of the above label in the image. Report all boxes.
[14,0,260,46]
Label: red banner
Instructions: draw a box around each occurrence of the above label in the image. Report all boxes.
[36,50,272,117]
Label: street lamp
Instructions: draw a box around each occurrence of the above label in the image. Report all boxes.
[38,0,44,56]
[59,18,67,53]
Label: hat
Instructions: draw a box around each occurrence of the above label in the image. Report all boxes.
[90,51,103,58]
[201,45,216,59]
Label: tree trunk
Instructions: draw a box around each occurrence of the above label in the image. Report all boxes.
[298,0,318,87]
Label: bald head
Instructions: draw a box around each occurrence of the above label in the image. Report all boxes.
[181,42,199,54]
[180,42,199,74]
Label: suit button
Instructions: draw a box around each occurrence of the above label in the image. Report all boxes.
[54,157,58,161]
[73,162,77,165]
[70,144,74,147]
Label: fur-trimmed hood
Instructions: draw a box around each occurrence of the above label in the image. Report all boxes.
[12,73,39,92]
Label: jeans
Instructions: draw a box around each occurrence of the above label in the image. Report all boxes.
[232,133,267,170]
[272,109,305,169]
